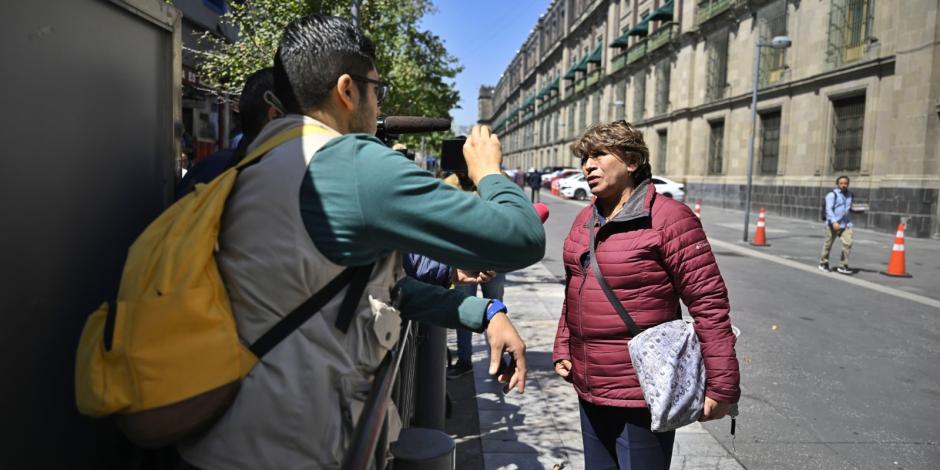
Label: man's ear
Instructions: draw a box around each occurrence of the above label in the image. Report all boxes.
[334,74,357,112]
[266,107,282,121]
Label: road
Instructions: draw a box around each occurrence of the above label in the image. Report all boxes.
[535,192,940,470]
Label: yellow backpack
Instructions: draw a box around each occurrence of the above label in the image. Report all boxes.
[74,124,371,447]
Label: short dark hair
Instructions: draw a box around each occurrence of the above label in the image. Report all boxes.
[572,120,652,182]
[273,14,377,114]
[836,175,850,184]
[239,67,275,143]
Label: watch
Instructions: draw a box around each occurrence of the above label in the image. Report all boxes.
[485,299,507,325]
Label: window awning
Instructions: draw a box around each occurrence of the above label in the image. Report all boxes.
[564,54,589,79]
[627,18,649,36]
[649,1,674,22]
[522,94,536,109]
[610,30,631,48]
[536,77,560,99]
[587,43,603,63]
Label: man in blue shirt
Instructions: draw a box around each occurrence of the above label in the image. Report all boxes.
[819,175,854,274]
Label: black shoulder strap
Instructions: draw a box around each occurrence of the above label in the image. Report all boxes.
[588,216,643,337]
[249,263,375,358]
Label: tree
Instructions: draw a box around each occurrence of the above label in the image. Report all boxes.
[195,0,461,150]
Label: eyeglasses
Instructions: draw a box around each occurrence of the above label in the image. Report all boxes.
[349,74,390,105]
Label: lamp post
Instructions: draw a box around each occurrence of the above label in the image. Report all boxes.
[743,35,791,242]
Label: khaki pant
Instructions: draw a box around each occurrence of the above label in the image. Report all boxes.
[820,225,853,268]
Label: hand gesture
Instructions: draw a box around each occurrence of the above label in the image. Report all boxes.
[456,270,496,284]
[485,312,527,394]
[463,125,502,186]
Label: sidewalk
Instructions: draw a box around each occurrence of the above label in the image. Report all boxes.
[447,261,744,470]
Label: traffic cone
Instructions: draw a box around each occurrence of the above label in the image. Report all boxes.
[694,200,702,218]
[749,208,770,247]
[880,223,912,277]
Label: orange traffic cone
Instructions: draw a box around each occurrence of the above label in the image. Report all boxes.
[880,223,912,277]
[694,200,702,218]
[750,208,770,247]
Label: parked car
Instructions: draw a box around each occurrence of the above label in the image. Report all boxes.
[651,176,685,201]
[542,166,581,188]
[560,175,685,202]
[545,169,581,188]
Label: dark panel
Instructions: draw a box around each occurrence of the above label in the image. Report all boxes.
[0,1,174,467]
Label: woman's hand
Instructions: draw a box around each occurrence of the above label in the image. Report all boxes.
[554,359,573,383]
[700,397,732,421]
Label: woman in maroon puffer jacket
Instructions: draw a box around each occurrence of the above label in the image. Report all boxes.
[553,121,740,469]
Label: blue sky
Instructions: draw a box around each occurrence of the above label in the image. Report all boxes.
[421,1,551,127]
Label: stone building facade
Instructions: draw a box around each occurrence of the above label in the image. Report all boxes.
[480,0,940,238]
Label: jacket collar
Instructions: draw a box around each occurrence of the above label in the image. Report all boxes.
[585,179,655,227]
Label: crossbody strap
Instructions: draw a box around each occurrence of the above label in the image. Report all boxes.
[588,215,643,337]
[249,263,376,358]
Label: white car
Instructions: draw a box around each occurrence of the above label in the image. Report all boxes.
[560,175,685,202]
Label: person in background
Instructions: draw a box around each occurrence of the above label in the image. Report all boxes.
[175,67,282,199]
[526,167,542,203]
[553,121,739,469]
[819,175,854,275]
[513,166,525,187]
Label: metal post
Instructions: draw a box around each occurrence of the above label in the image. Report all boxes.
[743,42,762,242]
[413,324,447,430]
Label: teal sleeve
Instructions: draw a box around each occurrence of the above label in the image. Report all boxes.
[396,277,490,332]
[350,136,546,271]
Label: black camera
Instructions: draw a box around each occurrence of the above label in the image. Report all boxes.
[440,136,467,174]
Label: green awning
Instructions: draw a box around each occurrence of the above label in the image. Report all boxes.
[564,55,588,79]
[547,77,560,91]
[610,30,631,48]
[649,1,674,22]
[522,94,536,109]
[628,18,649,36]
[574,54,590,72]
[587,43,603,63]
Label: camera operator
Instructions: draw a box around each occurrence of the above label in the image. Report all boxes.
[177,14,545,470]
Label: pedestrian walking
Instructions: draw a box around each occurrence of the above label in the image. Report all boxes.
[553,121,740,469]
[819,175,855,274]
[513,166,525,187]
[526,167,542,202]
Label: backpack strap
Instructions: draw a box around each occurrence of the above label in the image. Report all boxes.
[234,123,336,172]
[249,263,376,358]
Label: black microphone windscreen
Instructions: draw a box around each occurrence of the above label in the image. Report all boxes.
[383,116,451,134]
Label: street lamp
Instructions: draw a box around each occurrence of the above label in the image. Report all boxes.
[743,35,791,242]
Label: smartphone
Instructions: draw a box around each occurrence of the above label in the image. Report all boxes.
[440,136,467,173]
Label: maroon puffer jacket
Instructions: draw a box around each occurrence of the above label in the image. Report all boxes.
[552,180,740,408]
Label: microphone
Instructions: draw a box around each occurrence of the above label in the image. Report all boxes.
[377,116,451,135]
[533,203,550,224]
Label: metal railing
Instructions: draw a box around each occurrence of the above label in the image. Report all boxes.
[627,39,648,65]
[696,0,731,25]
[648,22,677,53]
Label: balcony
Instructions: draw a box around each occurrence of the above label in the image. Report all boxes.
[611,52,627,72]
[695,0,730,25]
[647,22,677,53]
[586,69,601,87]
[564,84,574,97]
[575,77,586,93]
[626,40,647,65]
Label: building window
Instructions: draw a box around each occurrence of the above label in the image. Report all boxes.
[654,58,671,115]
[826,0,872,68]
[656,130,668,174]
[614,80,627,120]
[591,92,601,126]
[759,0,788,87]
[706,30,729,102]
[708,120,724,175]
[759,111,781,175]
[633,71,646,121]
[831,95,865,173]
